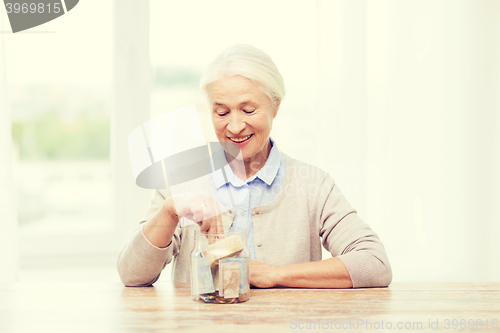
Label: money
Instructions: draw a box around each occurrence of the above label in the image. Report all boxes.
[201,235,244,267]
[191,256,215,294]
[220,262,240,298]
[219,257,249,294]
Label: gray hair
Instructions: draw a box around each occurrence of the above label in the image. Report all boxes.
[200,44,285,106]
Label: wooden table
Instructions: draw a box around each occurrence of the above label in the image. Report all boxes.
[1,282,499,332]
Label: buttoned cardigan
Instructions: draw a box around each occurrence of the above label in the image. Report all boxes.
[116,154,392,288]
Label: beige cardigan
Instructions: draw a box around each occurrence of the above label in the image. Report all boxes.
[116,154,392,288]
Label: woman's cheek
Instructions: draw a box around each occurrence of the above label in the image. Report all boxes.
[212,119,225,134]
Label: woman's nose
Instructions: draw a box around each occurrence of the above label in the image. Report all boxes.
[227,113,246,134]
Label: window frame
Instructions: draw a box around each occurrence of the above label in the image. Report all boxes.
[19,0,153,259]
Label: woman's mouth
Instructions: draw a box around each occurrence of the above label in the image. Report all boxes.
[228,134,253,144]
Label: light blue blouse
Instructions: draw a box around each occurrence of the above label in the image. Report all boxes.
[208,138,286,260]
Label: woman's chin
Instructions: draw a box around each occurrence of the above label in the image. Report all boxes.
[219,141,240,155]
[227,150,245,161]
[220,142,246,164]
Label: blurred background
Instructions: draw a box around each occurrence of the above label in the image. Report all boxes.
[0,0,499,284]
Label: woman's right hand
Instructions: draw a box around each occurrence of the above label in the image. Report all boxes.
[144,192,223,248]
[164,192,223,234]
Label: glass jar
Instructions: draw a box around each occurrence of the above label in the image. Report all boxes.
[191,229,250,304]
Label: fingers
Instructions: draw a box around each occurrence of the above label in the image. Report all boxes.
[208,197,223,237]
[192,193,220,225]
[205,216,218,244]
[201,196,223,244]
[171,192,224,240]
[206,216,222,244]
[198,203,212,232]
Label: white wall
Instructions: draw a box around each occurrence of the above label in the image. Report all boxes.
[2,0,498,283]
[150,0,500,283]
[0,10,19,282]
[112,0,154,242]
[317,0,500,282]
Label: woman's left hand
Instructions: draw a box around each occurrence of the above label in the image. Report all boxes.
[249,260,280,288]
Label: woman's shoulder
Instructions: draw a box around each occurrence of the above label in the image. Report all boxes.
[282,153,333,185]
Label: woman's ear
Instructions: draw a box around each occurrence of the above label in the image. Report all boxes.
[272,99,281,118]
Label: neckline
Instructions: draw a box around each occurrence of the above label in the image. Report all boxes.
[249,153,295,214]
[212,137,282,188]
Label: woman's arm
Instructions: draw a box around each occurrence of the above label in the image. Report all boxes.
[116,190,179,287]
[250,257,353,288]
[142,197,179,248]
[250,177,392,289]
[117,190,224,287]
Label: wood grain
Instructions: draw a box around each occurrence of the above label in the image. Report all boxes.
[0,282,499,332]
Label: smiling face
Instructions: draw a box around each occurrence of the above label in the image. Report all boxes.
[208,75,280,175]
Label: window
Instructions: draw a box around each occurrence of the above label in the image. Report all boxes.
[149,0,319,162]
[4,0,114,257]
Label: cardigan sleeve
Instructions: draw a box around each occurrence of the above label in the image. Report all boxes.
[116,189,181,287]
[319,176,392,288]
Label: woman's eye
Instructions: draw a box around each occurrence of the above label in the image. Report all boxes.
[216,109,229,116]
[243,109,255,114]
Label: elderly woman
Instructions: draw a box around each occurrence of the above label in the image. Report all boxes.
[117,44,392,289]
